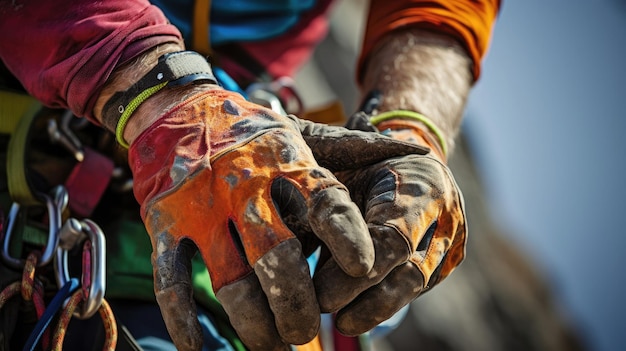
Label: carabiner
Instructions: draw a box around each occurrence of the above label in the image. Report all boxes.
[1,187,65,269]
[55,218,106,319]
[248,89,287,115]
[246,76,304,115]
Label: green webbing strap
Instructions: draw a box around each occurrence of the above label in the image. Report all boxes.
[20,224,49,247]
[5,208,49,259]
[5,94,41,206]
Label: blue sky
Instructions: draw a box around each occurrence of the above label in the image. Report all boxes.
[465,1,626,350]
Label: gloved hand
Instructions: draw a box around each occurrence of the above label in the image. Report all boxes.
[127,87,425,351]
[313,110,467,336]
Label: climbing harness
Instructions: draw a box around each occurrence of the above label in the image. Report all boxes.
[1,91,119,350]
[1,184,116,350]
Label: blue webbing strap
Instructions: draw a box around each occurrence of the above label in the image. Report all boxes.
[22,278,80,351]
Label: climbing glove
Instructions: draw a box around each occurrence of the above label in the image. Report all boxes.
[127,88,424,351]
[313,111,467,336]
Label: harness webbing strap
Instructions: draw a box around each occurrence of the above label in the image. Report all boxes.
[302,100,347,125]
[294,335,323,351]
[0,91,38,135]
[64,147,114,218]
[6,100,41,206]
[193,0,212,56]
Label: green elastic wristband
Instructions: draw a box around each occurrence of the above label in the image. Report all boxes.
[115,81,169,148]
[370,110,448,157]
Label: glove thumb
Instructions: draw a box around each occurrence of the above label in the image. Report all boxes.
[290,116,428,172]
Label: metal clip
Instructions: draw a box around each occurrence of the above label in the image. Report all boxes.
[246,76,304,115]
[47,110,84,162]
[57,218,88,251]
[1,186,67,269]
[55,218,106,319]
[248,89,287,115]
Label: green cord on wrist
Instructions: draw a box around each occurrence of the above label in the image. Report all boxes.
[370,110,448,157]
[115,81,169,148]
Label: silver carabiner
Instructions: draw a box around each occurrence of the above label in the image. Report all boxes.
[246,76,304,115]
[55,218,106,319]
[248,89,287,115]
[1,186,66,269]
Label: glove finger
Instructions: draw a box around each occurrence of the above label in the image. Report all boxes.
[307,185,375,277]
[207,190,293,350]
[333,207,464,336]
[341,155,466,284]
[254,239,320,345]
[217,274,290,351]
[218,178,320,346]
[314,225,410,313]
[416,213,467,288]
[273,173,374,278]
[151,235,203,351]
[334,259,425,336]
[290,115,428,172]
[271,177,320,256]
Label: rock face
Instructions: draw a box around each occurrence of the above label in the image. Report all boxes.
[377,136,589,351]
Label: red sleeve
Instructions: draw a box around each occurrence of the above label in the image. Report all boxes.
[0,0,183,121]
[358,0,501,83]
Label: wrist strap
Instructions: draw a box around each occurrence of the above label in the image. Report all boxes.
[102,51,218,147]
[370,110,448,157]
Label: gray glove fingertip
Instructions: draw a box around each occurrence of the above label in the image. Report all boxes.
[255,239,320,345]
[309,187,374,277]
[314,226,410,313]
[334,261,424,336]
[152,237,203,351]
[217,275,289,351]
[155,284,203,351]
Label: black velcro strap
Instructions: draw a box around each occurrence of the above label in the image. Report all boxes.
[101,51,218,131]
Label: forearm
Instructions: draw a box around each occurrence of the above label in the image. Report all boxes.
[0,0,182,121]
[360,28,473,153]
[358,0,500,154]
[93,43,212,145]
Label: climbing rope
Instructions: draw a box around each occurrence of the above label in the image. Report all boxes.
[51,290,117,351]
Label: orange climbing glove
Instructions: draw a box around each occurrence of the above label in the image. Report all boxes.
[314,108,467,336]
[127,87,425,351]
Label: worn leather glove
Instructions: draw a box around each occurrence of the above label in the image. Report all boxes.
[313,110,467,336]
[127,88,424,351]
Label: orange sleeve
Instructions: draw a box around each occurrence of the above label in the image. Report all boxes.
[358,0,501,83]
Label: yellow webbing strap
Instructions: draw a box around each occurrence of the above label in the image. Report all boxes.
[5,94,42,205]
[193,0,212,56]
[0,90,38,135]
[294,334,323,351]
